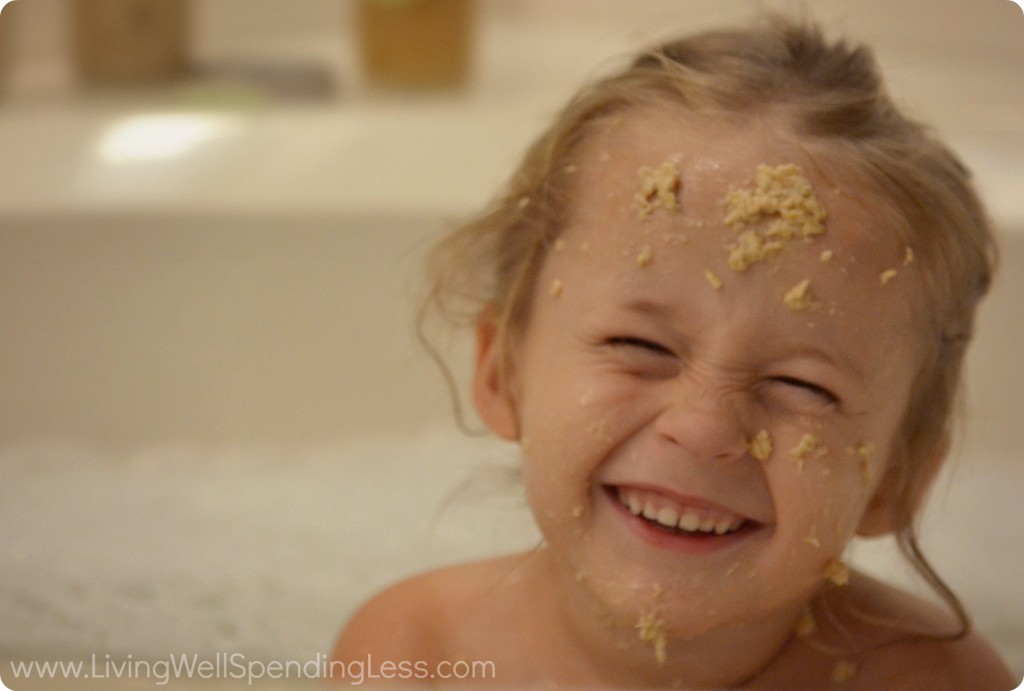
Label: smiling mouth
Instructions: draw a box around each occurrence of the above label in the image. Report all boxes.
[607,485,759,538]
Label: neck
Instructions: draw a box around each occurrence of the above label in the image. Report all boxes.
[522,547,803,688]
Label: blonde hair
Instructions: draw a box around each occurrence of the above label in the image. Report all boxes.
[420,16,995,643]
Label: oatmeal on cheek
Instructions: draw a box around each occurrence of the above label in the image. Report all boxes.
[509,110,924,664]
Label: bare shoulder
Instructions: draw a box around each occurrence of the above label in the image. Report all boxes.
[330,572,439,665]
[331,554,532,669]
[840,571,1017,690]
[860,628,1017,690]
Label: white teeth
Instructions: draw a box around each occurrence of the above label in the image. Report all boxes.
[656,507,679,528]
[616,488,745,536]
[678,511,702,532]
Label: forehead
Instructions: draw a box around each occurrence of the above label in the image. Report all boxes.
[546,106,923,350]
[572,108,875,230]
[563,107,910,277]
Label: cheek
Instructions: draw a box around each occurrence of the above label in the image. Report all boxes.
[812,468,872,548]
[517,406,607,529]
[520,364,644,463]
[771,427,881,554]
[519,388,649,546]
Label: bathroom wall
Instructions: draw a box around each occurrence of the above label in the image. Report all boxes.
[0,0,1021,450]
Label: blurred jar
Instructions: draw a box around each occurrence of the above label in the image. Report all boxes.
[358,0,474,89]
[72,0,190,85]
[0,1,14,96]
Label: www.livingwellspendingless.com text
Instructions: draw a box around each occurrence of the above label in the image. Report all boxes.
[5,652,497,686]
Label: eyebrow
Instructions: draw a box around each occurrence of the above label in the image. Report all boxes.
[788,344,867,381]
[621,299,677,320]
[621,298,869,381]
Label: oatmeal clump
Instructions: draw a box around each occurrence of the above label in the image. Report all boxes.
[831,659,859,684]
[783,278,815,311]
[748,429,773,461]
[850,442,875,488]
[823,558,849,586]
[636,161,681,219]
[636,610,668,665]
[792,432,828,472]
[795,609,817,637]
[723,164,827,271]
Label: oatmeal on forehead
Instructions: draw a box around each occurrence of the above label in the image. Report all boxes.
[724,163,828,273]
[565,113,910,310]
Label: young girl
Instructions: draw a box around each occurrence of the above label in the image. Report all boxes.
[333,18,1016,689]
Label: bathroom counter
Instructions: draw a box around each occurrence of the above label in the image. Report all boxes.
[0,0,1021,226]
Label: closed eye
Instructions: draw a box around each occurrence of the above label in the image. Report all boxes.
[772,376,840,405]
[607,336,675,357]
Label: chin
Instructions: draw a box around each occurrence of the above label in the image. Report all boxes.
[549,523,820,645]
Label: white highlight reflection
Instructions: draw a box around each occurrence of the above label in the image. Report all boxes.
[98,114,244,163]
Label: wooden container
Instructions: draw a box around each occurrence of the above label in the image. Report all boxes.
[0,1,15,96]
[72,0,189,85]
[358,0,474,89]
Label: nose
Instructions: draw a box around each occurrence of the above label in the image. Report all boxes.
[653,375,750,462]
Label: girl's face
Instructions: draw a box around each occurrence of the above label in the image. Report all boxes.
[477,109,925,644]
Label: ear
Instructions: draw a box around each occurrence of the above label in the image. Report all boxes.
[472,313,519,441]
[856,435,949,538]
